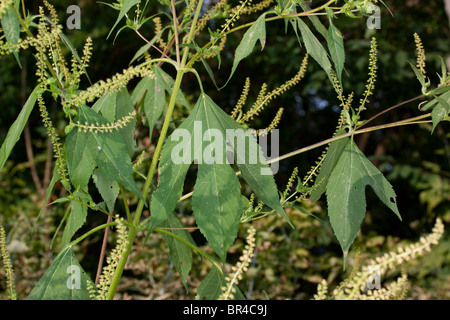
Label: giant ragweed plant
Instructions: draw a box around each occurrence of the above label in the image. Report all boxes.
[0,0,448,300]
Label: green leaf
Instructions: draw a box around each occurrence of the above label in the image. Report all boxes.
[210,96,292,228]
[108,0,141,39]
[226,13,267,86]
[160,214,194,289]
[326,18,345,83]
[149,103,202,232]
[58,32,91,84]
[62,197,89,247]
[92,90,136,156]
[297,18,332,82]
[91,92,117,121]
[310,128,348,202]
[420,90,450,111]
[75,105,144,202]
[0,85,42,174]
[154,66,190,109]
[92,168,120,213]
[66,124,97,190]
[196,268,224,300]
[195,268,246,300]
[27,246,94,300]
[33,167,60,233]
[298,2,328,38]
[116,88,137,156]
[192,163,242,261]
[1,5,21,68]
[431,94,450,133]
[150,94,291,259]
[326,139,402,258]
[134,74,166,135]
[408,62,426,88]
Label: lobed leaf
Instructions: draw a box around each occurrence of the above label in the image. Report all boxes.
[326,139,401,259]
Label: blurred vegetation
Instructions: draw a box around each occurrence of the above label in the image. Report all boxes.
[1,0,449,300]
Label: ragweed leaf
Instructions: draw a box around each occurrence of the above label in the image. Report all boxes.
[326,18,345,83]
[1,5,21,68]
[68,105,143,203]
[0,86,42,174]
[27,246,94,300]
[297,18,332,82]
[225,13,267,86]
[149,93,290,260]
[431,94,450,133]
[160,214,195,289]
[107,0,141,39]
[310,128,348,202]
[326,139,401,259]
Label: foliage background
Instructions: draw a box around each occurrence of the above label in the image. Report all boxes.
[0,0,449,299]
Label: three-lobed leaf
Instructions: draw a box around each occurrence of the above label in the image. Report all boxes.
[326,139,402,258]
[150,93,291,260]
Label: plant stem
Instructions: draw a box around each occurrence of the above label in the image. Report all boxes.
[69,222,118,248]
[105,0,205,300]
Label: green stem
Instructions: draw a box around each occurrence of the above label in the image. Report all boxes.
[120,185,132,223]
[105,0,205,300]
[69,222,118,248]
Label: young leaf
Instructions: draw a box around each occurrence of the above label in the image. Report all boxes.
[160,214,195,289]
[297,18,332,82]
[154,66,190,109]
[326,139,402,257]
[0,85,42,174]
[58,32,92,84]
[1,5,21,68]
[136,74,167,135]
[327,18,345,83]
[310,128,348,202]
[226,13,267,86]
[27,246,94,300]
[107,0,141,39]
